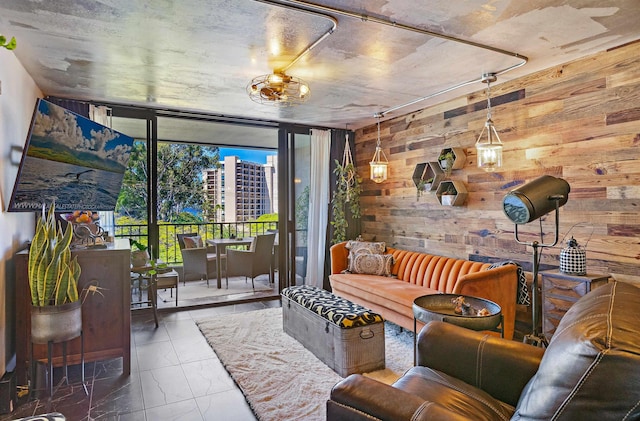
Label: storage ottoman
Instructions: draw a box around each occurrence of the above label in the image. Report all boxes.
[281,285,385,377]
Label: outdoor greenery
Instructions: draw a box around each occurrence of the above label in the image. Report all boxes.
[115,142,278,263]
[295,185,310,244]
[117,214,278,264]
[116,141,220,222]
[331,159,361,244]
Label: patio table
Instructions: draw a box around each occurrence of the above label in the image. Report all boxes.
[206,238,253,288]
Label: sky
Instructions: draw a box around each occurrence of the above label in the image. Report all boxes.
[219,147,276,164]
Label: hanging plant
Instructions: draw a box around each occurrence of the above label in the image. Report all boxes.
[0,35,16,50]
[331,159,362,244]
[416,178,433,200]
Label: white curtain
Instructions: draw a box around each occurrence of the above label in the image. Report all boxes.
[305,129,331,288]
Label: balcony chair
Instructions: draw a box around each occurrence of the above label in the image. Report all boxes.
[177,233,223,287]
[225,233,276,289]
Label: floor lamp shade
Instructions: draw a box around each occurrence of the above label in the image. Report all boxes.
[503,175,570,224]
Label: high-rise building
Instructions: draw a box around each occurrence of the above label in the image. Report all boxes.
[204,155,277,222]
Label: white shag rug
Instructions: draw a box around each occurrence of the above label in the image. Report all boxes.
[196,307,414,421]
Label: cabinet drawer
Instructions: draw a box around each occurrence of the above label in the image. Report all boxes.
[543,276,588,301]
[544,295,575,319]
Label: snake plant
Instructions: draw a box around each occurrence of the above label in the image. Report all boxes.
[28,204,81,306]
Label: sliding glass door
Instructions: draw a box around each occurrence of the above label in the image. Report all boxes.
[277,126,310,290]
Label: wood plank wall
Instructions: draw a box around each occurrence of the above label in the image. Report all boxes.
[353,40,640,285]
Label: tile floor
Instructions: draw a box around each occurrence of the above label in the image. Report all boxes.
[3,299,282,421]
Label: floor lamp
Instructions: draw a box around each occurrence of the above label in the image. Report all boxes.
[503,175,570,347]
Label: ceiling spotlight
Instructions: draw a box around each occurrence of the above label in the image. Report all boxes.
[247,71,310,107]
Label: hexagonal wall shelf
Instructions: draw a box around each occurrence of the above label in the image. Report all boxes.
[436,180,468,206]
[412,162,444,193]
[438,147,466,174]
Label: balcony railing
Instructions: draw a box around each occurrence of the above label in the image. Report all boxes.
[114,221,278,265]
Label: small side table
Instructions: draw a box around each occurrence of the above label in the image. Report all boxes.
[155,269,179,306]
[541,270,610,339]
[130,266,159,328]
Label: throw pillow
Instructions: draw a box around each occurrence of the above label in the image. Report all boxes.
[183,235,203,249]
[345,241,387,273]
[487,261,530,306]
[345,240,386,255]
[350,253,394,276]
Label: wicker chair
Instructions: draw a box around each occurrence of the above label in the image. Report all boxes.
[225,233,276,289]
[177,233,224,287]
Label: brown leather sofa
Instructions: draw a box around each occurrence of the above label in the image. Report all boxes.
[327,281,640,420]
[329,241,518,339]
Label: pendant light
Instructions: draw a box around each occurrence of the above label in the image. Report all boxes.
[369,114,389,183]
[475,73,503,172]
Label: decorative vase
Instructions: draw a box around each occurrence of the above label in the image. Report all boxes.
[31,300,82,344]
[131,250,150,268]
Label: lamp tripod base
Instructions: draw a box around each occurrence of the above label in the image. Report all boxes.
[523,333,548,348]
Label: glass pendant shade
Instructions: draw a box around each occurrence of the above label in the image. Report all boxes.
[370,147,388,183]
[476,73,503,172]
[370,117,389,183]
[476,118,503,172]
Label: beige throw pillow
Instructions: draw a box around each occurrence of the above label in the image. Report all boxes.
[345,240,386,273]
[350,253,394,276]
[183,235,203,248]
[345,240,386,255]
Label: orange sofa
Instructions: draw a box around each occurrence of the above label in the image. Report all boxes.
[329,241,518,340]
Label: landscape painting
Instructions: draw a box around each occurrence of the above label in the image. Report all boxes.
[8,98,134,212]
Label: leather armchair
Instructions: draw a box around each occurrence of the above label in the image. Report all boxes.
[327,281,640,420]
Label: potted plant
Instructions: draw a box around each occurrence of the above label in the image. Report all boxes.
[439,150,456,176]
[28,204,82,344]
[440,184,457,206]
[416,178,433,200]
[130,240,150,268]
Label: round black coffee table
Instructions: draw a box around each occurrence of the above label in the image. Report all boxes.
[412,294,503,364]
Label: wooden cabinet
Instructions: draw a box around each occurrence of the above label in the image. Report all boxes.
[15,239,131,385]
[541,270,610,339]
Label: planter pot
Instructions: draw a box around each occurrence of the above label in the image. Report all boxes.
[131,250,150,268]
[31,300,82,344]
[441,195,455,206]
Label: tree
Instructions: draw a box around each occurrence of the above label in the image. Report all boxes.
[157,143,219,221]
[116,141,220,222]
[295,185,310,244]
[117,141,148,219]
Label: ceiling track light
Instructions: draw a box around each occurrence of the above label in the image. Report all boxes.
[475,73,503,172]
[369,115,389,183]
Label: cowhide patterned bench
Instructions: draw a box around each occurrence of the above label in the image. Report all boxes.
[281,285,385,377]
